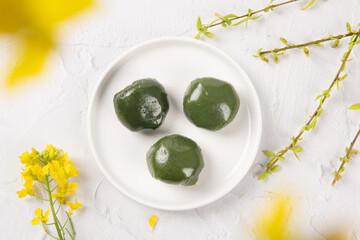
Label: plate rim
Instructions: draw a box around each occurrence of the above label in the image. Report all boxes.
[87,36,263,210]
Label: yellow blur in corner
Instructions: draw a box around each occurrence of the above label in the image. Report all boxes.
[0,0,93,88]
[254,196,293,240]
[252,195,351,240]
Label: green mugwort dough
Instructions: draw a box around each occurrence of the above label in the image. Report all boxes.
[113,78,169,131]
[183,77,240,131]
[146,134,204,186]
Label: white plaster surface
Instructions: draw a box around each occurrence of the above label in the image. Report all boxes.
[1,0,360,239]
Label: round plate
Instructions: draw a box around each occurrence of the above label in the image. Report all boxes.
[88,37,262,210]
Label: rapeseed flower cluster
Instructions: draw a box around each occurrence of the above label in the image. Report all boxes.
[17,145,82,239]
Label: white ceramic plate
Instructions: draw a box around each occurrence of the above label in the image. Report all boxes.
[88,37,262,210]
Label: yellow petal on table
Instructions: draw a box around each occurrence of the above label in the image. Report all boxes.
[149,215,157,231]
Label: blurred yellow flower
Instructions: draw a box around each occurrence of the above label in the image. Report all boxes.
[66,200,83,215]
[31,208,50,225]
[254,196,292,240]
[0,0,93,88]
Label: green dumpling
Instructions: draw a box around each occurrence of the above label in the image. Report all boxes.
[113,78,169,131]
[183,77,240,131]
[146,134,204,186]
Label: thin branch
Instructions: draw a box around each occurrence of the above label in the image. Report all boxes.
[260,32,356,55]
[332,128,360,186]
[259,30,360,180]
[207,0,298,29]
[195,0,299,39]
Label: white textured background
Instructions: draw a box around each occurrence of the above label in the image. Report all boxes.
[1,0,360,239]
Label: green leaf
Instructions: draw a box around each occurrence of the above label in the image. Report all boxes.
[300,126,306,133]
[263,150,276,156]
[310,118,317,129]
[346,22,352,32]
[339,74,348,81]
[294,147,304,152]
[341,62,347,72]
[194,32,201,39]
[277,156,285,161]
[200,26,208,33]
[280,37,288,45]
[349,103,360,110]
[316,107,323,117]
[250,15,261,21]
[224,14,238,18]
[232,18,247,26]
[292,150,300,160]
[301,0,316,10]
[204,31,215,38]
[221,22,227,28]
[258,171,269,180]
[215,12,221,18]
[339,167,345,173]
[224,18,231,26]
[196,16,202,31]
[332,39,340,48]
[273,53,279,63]
[260,56,269,63]
[303,47,309,57]
[270,165,279,172]
[315,43,323,47]
[315,94,322,101]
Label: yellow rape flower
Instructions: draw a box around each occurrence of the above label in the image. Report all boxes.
[0,0,93,88]
[52,182,78,203]
[16,189,28,198]
[64,162,79,177]
[66,200,83,215]
[18,145,81,239]
[30,164,47,181]
[31,208,50,225]
[19,151,32,165]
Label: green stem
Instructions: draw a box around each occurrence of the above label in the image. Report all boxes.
[62,214,71,229]
[42,219,58,240]
[67,212,76,238]
[56,202,61,215]
[260,31,357,55]
[34,195,49,201]
[66,228,74,240]
[45,175,64,240]
[51,184,59,193]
